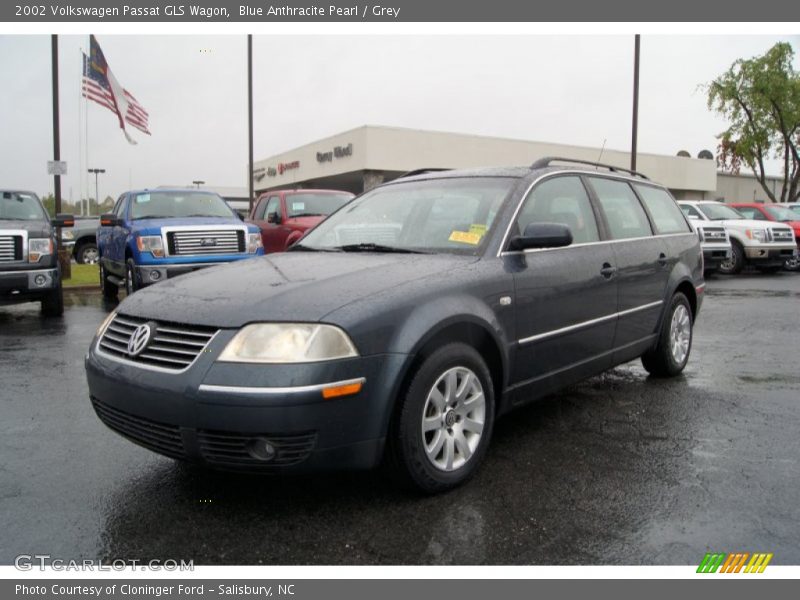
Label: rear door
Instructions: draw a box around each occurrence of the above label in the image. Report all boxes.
[260,195,286,253]
[586,177,668,350]
[508,175,618,394]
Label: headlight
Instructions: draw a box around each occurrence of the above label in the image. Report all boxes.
[28,238,53,263]
[247,232,263,253]
[746,228,767,242]
[96,311,117,338]
[218,323,359,363]
[136,235,165,257]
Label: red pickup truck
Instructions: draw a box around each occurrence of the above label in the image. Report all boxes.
[247,189,354,253]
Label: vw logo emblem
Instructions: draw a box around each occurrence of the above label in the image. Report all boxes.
[127,323,153,357]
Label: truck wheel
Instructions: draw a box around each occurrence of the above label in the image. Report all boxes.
[100,263,118,300]
[41,281,64,317]
[641,292,693,378]
[718,241,743,275]
[388,342,494,494]
[76,242,99,264]
[784,257,800,272]
[125,259,140,295]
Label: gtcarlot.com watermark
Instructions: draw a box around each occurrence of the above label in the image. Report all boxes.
[14,554,194,572]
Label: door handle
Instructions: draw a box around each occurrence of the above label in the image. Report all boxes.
[600,263,617,279]
[657,253,668,267]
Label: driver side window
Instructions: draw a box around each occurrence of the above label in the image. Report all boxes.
[514,176,600,244]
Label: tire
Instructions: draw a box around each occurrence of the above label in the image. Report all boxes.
[785,256,800,272]
[641,292,693,378]
[388,342,495,494]
[125,258,140,295]
[75,242,99,264]
[100,263,118,300]
[718,241,743,275]
[41,281,64,317]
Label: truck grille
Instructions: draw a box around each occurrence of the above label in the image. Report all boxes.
[0,235,22,262]
[91,397,185,459]
[770,228,794,243]
[702,228,727,242]
[98,314,218,371]
[197,430,317,469]
[166,229,245,256]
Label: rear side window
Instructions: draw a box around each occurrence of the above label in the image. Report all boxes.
[635,185,691,234]
[589,178,652,240]
[514,176,600,244]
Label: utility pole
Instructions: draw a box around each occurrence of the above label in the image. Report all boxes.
[631,34,640,172]
[248,34,254,214]
[88,168,105,212]
[52,35,70,278]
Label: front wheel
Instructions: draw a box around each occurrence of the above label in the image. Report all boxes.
[388,342,494,494]
[76,242,99,264]
[125,259,140,295]
[100,263,118,300]
[641,292,693,377]
[785,256,800,272]
[718,241,743,275]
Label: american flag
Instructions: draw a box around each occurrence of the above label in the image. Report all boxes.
[82,35,150,144]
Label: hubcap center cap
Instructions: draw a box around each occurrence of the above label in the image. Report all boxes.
[444,410,457,427]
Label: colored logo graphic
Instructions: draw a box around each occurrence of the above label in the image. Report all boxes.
[697,552,773,573]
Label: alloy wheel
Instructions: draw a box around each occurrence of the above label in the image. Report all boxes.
[669,304,691,365]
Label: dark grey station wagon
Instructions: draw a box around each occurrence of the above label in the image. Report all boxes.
[86,158,704,493]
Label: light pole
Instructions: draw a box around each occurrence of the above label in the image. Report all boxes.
[88,168,105,214]
[192,180,205,189]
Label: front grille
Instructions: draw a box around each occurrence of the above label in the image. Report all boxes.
[166,229,245,256]
[0,235,22,262]
[98,314,218,371]
[702,228,727,241]
[197,430,317,469]
[771,228,794,243]
[91,397,185,459]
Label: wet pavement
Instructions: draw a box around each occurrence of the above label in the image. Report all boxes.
[1,274,799,565]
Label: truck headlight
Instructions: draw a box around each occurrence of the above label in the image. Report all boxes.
[136,235,165,257]
[247,232,263,254]
[745,228,767,242]
[28,238,53,262]
[218,323,359,363]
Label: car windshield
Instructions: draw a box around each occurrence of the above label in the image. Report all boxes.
[129,191,234,220]
[0,191,46,221]
[698,203,745,221]
[296,177,515,255]
[285,192,353,218]
[765,205,798,222]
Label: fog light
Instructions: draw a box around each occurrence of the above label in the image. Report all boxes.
[247,438,277,462]
[34,274,47,286]
[149,270,161,281]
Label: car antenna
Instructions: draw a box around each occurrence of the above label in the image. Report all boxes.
[596,138,607,168]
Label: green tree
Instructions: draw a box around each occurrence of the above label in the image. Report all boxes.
[707,42,800,203]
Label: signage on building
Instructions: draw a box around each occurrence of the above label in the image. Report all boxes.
[277,161,300,175]
[267,167,277,177]
[316,143,353,163]
[253,167,266,182]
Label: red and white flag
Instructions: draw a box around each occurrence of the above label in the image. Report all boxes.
[82,35,150,144]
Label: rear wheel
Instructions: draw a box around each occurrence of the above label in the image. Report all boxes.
[100,263,118,300]
[642,292,693,378]
[41,281,64,317]
[76,242,99,264]
[388,342,494,493]
[718,241,743,275]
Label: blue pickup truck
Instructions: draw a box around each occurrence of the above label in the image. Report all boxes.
[97,188,264,298]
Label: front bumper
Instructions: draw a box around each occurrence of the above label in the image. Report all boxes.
[85,337,408,472]
[702,246,731,269]
[135,262,228,285]
[744,245,797,265]
[0,267,58,302]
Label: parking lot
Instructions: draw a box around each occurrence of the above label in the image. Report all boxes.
[1,272,799,566]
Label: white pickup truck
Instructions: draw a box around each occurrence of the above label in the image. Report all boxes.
[685,219,731,275]
[679,200,797,274]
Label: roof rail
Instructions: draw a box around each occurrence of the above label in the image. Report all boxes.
[530,156,650,180]
[396,168,452,179]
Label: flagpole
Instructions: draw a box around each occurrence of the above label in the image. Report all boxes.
[247,34,254,214]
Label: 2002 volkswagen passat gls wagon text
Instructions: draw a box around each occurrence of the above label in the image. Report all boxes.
[86,158,704,493]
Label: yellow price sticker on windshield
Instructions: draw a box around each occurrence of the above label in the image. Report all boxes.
[449,230,482,245]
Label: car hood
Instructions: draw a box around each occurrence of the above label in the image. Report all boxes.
[717,218,782,230]
[117,251,477,328]
[0,219,50,237]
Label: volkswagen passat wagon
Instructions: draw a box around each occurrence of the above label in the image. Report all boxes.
[86,158,704,493]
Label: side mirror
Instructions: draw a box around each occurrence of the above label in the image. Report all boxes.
[52,213,74,228]
[509,222,573,251]
[267,212,282,224]
[99,213,119,227]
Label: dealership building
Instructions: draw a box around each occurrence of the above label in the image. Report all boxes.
[251,125,784,203]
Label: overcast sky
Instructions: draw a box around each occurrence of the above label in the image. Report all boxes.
[1,34,798,202]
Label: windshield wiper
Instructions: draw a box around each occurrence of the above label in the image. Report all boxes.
[288,243,341,252]
[334,243,428,254]
[291,213,324,218]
